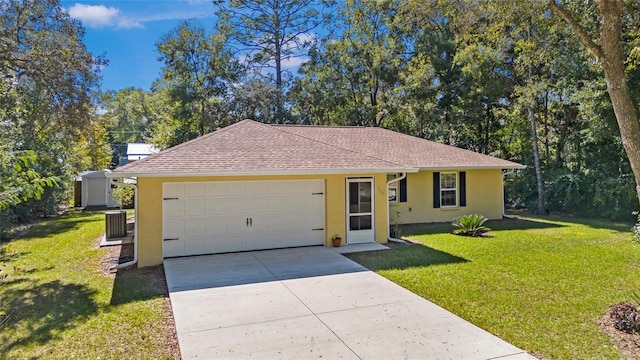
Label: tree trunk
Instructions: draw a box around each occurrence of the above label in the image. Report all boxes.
[597,0,640,205]
[549,0,640,206]
[527,22,545,214]
[275,39,283,124]
[529,104,545,214]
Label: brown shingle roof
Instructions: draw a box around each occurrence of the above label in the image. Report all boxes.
[276,125,524,169]
[111,119,523,177]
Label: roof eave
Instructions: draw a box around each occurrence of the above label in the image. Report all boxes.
[417,165,527,171]
[105,167,419,178]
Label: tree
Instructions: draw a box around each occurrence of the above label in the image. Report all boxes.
[0,0,103,227]
[101,88,163,161]
[154,20,241,147]
[214,0,334,122]
[549,0,640,205]
[291,0,405,127]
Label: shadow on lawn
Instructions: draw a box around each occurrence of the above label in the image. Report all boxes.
[346,243,468,271]
[110,265,169,306]
[402,217,565,236]
[529,214,633,232]
[0,279,98,355]
[15,210,102,241]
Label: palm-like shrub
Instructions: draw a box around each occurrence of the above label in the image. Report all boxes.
[452,214,491,237]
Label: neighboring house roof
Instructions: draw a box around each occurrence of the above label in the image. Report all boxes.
[110,119,524,177]
[126,143,159,161]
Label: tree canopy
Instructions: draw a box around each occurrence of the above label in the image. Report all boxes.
[4,0,639,236]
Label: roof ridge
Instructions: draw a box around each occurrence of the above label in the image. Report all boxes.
[275,124,369,129]
[272,124,410,168]
[116,119,255,172]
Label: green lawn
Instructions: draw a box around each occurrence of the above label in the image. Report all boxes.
[0,210,176,360]
[347,215,640,360]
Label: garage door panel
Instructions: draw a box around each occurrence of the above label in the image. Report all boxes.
[227,182,247,196]
[164,183,185,198]
[286,213,311,231]
[226,215,249,233]
[227,234,247,252]
[185,183,206,198]
[185,199,205,217]
[164,239,185,257]
[164,220,185,238]
[287,195,311,211]
[308,196,324,210]
[163,180,325,258]
[306,180,324,194]
[264,213,284,229]
[183,236,207,256]
[206,182,227,196]
[227,198,247,214]
[268,197,288,212]
[247,196,270,213]
[205,216,227,235]
[184,219,205,236]
[247,181,269,195]
[164,201,185,218]
[246,232,272,251]
[206,236,228,253]
[269,181,303,195]
[205,198,227,215]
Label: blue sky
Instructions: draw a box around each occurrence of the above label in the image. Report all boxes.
[61,1,323,92]
[61,1,220,91]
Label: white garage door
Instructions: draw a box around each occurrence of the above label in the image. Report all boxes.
[162,180,325,258]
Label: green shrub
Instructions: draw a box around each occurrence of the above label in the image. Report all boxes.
[113,185,134,209]
[452,214,491,237]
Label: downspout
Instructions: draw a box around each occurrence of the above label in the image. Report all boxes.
[502,169,515,219]
[387,173,407,243]
[110,177,138,269]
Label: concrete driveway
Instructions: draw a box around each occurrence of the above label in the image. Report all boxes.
[164,246,536,360]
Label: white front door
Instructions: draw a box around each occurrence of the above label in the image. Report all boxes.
[346,178,375,244]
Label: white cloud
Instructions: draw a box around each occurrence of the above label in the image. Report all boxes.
[67,4,142,29]
[281,56,309,68]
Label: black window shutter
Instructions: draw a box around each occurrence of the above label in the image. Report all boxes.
[433,172,440,208]
[399,177,407,202]
[459,171,467,207]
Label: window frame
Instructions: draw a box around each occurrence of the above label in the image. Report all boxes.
[439,172,458,208]
[387,174,399,203]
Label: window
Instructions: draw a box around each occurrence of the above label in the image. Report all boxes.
[387,174,398,202]
[387,174,407,203]
[440,172,457,207]
[433,171,466,209]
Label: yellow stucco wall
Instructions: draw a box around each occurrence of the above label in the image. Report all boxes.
[135,169,503,267]
[136,174,389,267]
[390,169,504,225]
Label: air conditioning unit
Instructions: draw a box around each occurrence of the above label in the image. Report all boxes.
[105,211,127,239]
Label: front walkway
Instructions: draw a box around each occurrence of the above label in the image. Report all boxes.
[164,247,537,359]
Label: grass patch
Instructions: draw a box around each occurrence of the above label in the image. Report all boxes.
[0,210,177,359]
[347,215,640,359]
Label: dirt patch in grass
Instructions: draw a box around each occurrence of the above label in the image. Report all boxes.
[599,314,640,360]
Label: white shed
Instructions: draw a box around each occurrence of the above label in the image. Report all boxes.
[81,169,117,209]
